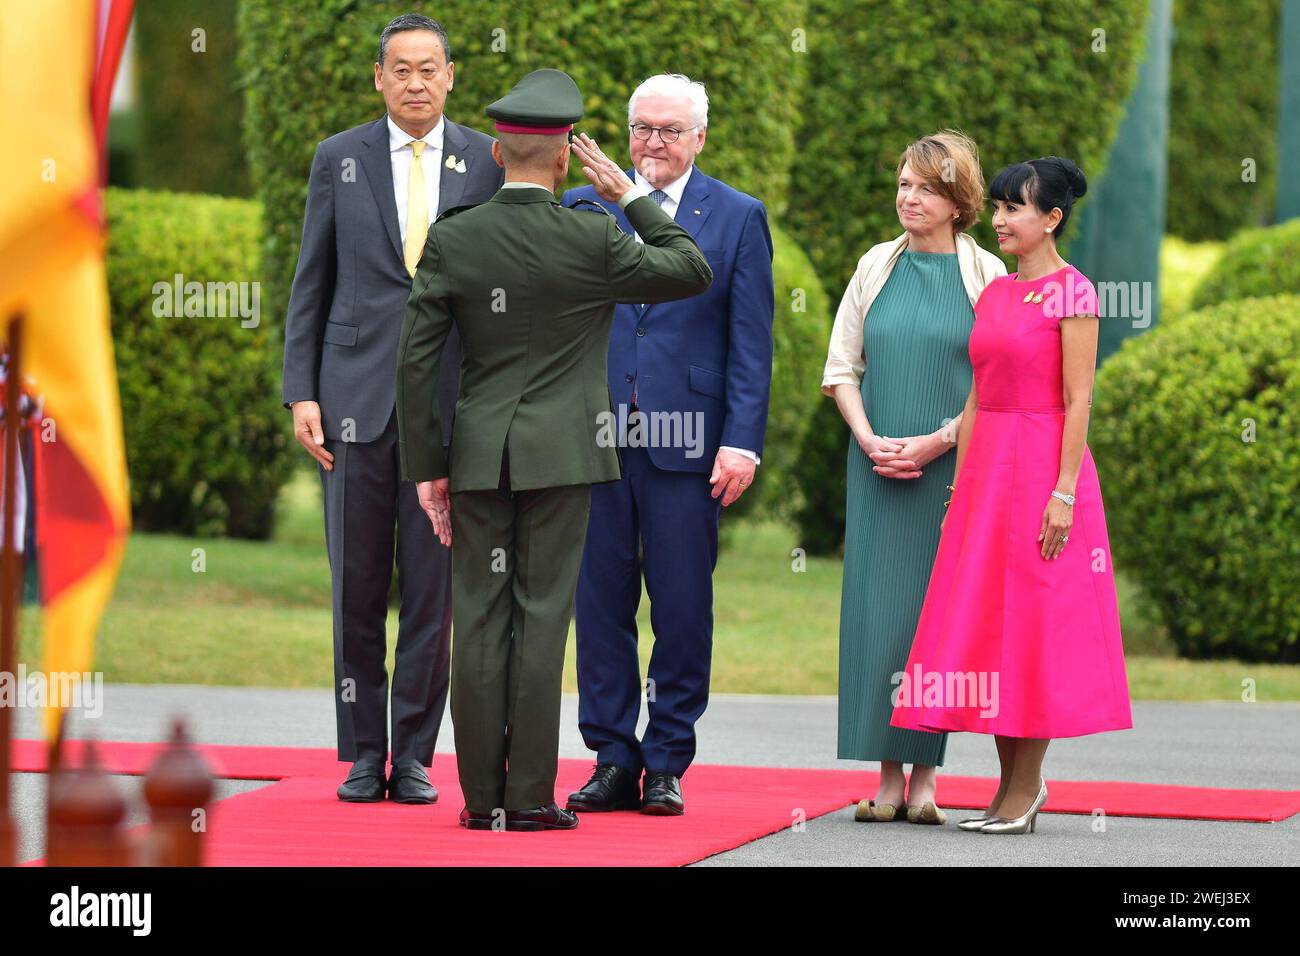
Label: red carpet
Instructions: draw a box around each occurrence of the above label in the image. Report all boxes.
[14,739,1299,866]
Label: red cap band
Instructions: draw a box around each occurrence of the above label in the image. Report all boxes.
[494,120,574,136]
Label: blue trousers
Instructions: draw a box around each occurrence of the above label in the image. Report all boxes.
[574,444,723,777]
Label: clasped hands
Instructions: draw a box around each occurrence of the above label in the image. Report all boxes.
[859,431,946,479]
[863,429,1074,560]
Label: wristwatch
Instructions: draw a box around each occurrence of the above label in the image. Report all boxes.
[1051,490,1076,506]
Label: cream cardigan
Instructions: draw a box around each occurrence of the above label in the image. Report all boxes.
[820,231,1007,396]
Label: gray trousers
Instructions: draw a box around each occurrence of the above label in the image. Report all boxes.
[320,409,452,766]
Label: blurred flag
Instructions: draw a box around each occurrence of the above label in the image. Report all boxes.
[0,0,133,736]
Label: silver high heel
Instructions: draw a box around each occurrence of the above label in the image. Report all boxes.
[957,789,1006,829]
[980,778,1048,834]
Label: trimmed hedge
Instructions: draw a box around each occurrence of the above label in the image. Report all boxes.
[1159,235,1226,318]
[135,0,250,196]
[785,0,1148,302]
[1091,294,1300,662]
[107,188,293,539]
[1189,218,1300,310]
[238,0,807,327]
[1167,0,1281,241]
[726,224,830,524]
[785,0,1148,555]
[791,394,848,555]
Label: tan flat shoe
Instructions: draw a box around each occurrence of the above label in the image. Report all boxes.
[854,798,903,822]
[905,801,948,825]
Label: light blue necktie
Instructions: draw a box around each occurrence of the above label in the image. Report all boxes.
[637,190,671,316]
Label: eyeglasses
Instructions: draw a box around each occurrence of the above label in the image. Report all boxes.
[629,123,697,145]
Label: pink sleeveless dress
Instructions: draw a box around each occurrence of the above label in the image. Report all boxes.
[889,264,1132,739]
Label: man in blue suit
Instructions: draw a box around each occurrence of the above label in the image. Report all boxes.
[562,73,774,816]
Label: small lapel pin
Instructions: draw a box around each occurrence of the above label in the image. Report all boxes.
[444,154,457,169]
[1032,292,1044,304]
[1023,291,1034,303]
[455,158,467,174]
[693,209,701,215]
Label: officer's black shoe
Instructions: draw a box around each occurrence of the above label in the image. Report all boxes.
[505,802,579,831]
[459,807,496,830]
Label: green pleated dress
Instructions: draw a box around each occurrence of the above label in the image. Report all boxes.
[837,250,975,765]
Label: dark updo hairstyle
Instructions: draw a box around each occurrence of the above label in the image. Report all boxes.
[988,156,1088,238]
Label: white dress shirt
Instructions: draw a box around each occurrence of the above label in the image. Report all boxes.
[630,167,692,243]
[388,114,444,247]
[628,166,758,466]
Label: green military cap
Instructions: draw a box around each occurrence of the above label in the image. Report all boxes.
[485,69,583,136]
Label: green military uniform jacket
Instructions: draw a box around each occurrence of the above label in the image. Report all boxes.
[396,185,712,491]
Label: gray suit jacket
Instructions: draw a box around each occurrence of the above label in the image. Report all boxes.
[282,114,504,444]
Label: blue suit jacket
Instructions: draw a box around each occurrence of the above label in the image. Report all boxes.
[562,167,774,472]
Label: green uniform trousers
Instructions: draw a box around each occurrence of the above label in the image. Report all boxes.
[449,477,592,813]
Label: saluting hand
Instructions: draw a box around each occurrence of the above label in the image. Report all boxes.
[417,479,453,548]
[571,133,633,204]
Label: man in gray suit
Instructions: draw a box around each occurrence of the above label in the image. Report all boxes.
[281,14,503,803]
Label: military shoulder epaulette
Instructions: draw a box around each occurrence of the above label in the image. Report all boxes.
[567,198,616,219]
[434,202,482,223]
[566,198,623,232]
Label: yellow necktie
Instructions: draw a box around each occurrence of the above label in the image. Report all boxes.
[405,140,428,277]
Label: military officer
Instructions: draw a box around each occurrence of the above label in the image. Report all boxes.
[395,69,712,832]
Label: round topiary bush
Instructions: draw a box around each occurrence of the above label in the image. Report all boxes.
[1189,218,1300,311]
[238,0,807,328]
[1090,293,1300,662]
[107,187,293,539]
[725,223,830,524]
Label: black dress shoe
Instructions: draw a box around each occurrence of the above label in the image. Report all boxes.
[505,802,579,831]
[387,763,439,804]
[566,763,641,812]
[459,807,497,830]
[640,772,684,815]
[336,761,386,803]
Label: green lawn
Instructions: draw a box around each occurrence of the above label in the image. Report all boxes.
[18,468,1298,701]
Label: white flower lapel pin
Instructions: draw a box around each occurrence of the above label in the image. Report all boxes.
[445,154,466,174]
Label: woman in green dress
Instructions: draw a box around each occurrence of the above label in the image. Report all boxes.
[820,131,1005,824]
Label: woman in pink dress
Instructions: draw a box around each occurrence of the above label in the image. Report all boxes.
[889,156,1132,834]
